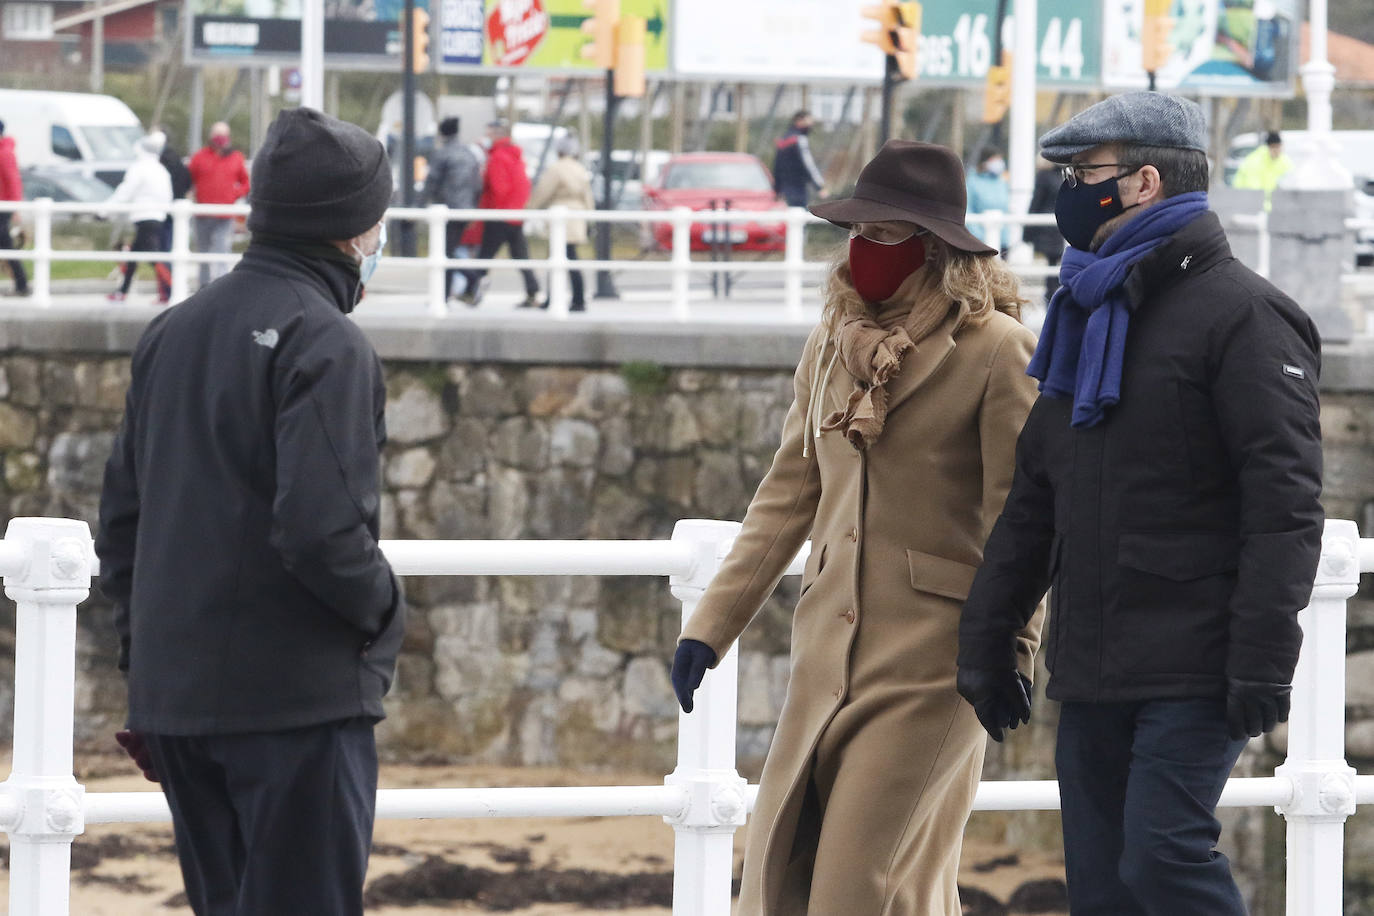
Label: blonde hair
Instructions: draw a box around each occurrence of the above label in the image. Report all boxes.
[821,235,1026,335]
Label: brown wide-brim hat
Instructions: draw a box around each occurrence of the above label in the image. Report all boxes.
[810,139,998,256]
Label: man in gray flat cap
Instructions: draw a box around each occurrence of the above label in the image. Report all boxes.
[958,91,1323,914]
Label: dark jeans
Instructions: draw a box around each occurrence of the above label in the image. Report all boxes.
[470,221,539,297]
[0,212,27,293]
[1056,699,1248,916]
[778,185,808,208]
[443,219,469,297]
[145,718,378,916]
[562,243,586,308]
[120,219,171,297]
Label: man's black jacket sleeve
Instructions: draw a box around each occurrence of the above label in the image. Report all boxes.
[270,320,397,636]
[959,399,1057,671]
[1210,296,1323,686]
[95,388,140,672]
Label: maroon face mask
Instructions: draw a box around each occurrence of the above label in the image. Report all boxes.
[848,233,927,303]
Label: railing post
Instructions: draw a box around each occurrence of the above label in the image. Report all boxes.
[1256,208,1272,280]
[0,517,92,916]
[31,199,52,308]
[425,204,448,315]
[547,205,569,318]
[170,199,192,304]
[671,206,692,322]
[1275,518,1358,915]
[783,207,805,322]
[665,519,747,916]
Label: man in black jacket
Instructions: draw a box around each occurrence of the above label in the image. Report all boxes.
[772,110,828,207]
[96,107,404,916]
[957,92,1323,915]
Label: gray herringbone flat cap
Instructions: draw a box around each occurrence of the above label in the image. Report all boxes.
[1039,92,1208,163]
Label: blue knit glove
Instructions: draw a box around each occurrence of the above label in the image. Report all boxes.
[671,640,717,713]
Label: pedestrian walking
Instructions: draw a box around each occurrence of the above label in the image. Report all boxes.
[957,91,1324,916]
[0,119,29,297]
[671,141,1042,915]
[422,116,482,306]
[158,130,193,255]
[107,131,173,303]
[1232,129,1293,210]
[966,146,1011,253]
[528,135,595,312]
[188,121,250,286]
[461,120,539,308]
[96,107,405,916]
[1026,156,1066,302]
[772,110,828,207]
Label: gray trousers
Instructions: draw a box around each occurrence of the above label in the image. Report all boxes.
[194,217,235,287]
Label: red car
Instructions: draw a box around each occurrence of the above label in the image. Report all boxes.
[642,152,788,252]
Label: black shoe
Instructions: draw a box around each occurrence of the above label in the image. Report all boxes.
[570,303,586,312]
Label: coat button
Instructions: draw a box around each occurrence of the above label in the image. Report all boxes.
[845,610,855,624]
[847,528,857,541]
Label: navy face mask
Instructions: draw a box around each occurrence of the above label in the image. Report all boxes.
[1054,171,1139,251]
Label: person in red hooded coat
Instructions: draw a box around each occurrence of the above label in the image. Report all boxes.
[0,119,29,296]
[459,121,540,308]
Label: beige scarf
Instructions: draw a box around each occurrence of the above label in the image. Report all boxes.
[819,268,959,449]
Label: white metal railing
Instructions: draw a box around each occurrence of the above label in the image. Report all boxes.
[0,516,1370,912]
[7,199,1367,321]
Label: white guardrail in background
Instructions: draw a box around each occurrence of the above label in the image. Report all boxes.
[5,199,1367,321]
[0,515,1370,914]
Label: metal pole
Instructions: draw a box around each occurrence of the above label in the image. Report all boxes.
[189,68,204,155]
[1287,0,1350,190]
[300,0,325,110]
[89,0,104,93]
[879,56,896,144]
[400,0,418,256]
[1005,0,1037,256]
[595,70,619,299]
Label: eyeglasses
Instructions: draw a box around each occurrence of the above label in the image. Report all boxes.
[1060,163,1140,188]
[849,223,929,245]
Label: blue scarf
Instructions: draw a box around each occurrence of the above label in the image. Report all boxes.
[1027,191,1209,428]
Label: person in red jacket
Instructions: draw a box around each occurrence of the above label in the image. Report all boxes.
[0,120,29,297]
[459,120,540,308]
[188,121,250,287]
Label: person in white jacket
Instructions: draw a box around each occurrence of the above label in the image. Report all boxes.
[108,131,174,303]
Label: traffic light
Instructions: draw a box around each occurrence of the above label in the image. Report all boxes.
[581,0,620,70]
[613,15,647,98]
[410,6,430,73]
[893,1,921,81]
[861,0,898,55]
[981,50,1012,124]
[1141,0,1175,74]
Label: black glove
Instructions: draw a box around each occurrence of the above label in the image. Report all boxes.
[1226,678,1291,740]
[956,667,1032,743]
[671,639,717,713]
[114,729,159,783]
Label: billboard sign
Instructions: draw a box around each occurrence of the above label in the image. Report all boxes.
[1101,0,1299,95]
[915,0,1101,87]
[672,0,883,82]
[437,0,669,74]
[188,0,433,64]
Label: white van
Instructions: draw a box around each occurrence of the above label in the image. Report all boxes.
[0,89,144,187]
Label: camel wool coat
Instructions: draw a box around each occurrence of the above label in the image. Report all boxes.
[681,294,1042,916]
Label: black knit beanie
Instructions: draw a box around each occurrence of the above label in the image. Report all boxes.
[248,108,393,241]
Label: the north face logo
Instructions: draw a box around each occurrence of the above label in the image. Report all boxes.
[252,329,279,349]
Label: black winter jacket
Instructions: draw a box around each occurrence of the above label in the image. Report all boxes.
[959,211,1323,703]
[96,240,405,735]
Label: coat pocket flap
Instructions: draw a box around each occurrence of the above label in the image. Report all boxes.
[1117,531,1240,581]
[907,549,978,601]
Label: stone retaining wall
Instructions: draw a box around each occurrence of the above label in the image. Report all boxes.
[3,313,1374,912]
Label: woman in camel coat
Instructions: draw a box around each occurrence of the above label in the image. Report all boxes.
[528,136,596,311]
[670,141,1043,916]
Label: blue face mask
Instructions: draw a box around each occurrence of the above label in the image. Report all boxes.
[357,223,386,286]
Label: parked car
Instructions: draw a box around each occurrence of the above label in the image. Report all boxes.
[20,166,114,205]
[0,89,143,187]
[641,152,787,253]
